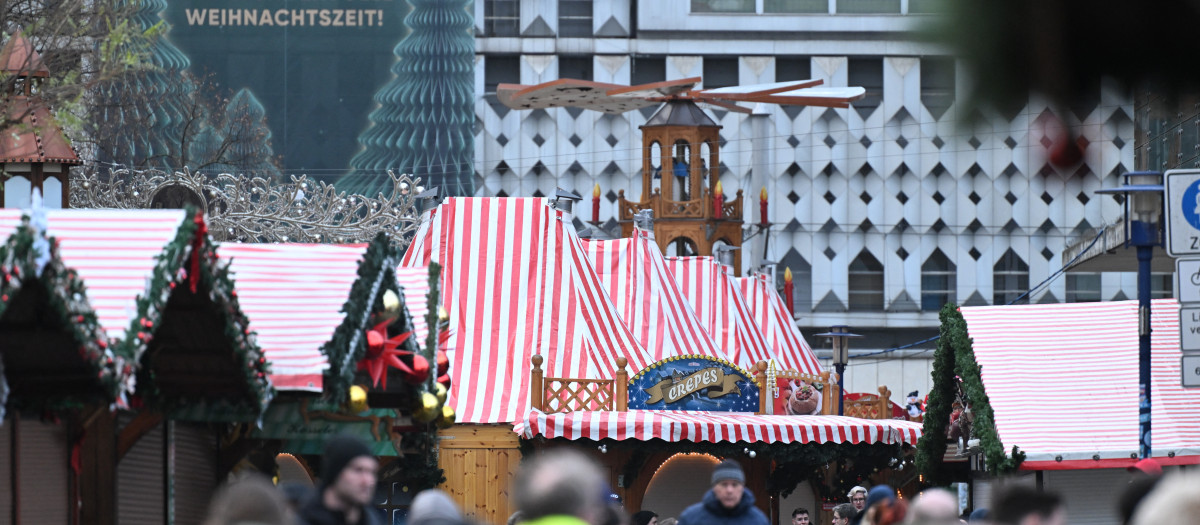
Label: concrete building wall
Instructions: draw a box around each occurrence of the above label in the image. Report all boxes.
[473,0,1143,371]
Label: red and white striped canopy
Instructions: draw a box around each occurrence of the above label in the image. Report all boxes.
[517,409,923,445]
[738,274,822,375]
[583,232,725,362]
[402,198,652,424]
[220,243,370,392]
[664,256,776,371]
[0,208,186,339]
[395,267,433,348]
[961,299,1200,469]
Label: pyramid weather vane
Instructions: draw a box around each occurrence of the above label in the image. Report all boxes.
[496,76,866,115]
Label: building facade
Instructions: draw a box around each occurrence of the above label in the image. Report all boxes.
[472,0,1142,396]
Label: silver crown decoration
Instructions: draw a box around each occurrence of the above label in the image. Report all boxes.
[70,168,425,246]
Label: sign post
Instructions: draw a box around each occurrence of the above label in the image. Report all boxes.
[1166,169,1200,389]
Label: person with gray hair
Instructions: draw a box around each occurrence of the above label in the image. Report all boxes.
[832,504,857,525]
[905,489,959,525]
[512,449,609,525]
[847,487,868,512]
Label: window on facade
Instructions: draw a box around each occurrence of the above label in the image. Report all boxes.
[921,249,956,311]
[921,57,955,120]
[766,0,827,13]
[1152,272,1173,299]
[558,0,592,37]
[848,250,884,311]
[632,56,666,86]
[848,58,883,119]
[485,55,520,94]
[558,56,593,81]
[692,0,755,13]
[483,0,519,37]
[1066,273,1101,302]
[703,57,739,90]
[993,249,1029,305]
[775,56,812,82]
[779,250,813,312]
[835,0,901,13]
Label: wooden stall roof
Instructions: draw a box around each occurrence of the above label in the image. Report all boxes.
[961,299,1200,469]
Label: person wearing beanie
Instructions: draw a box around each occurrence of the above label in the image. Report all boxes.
[677,460,767,525]
[297,434,382,525]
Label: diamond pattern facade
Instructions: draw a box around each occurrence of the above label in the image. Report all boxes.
[475,0,1138,337]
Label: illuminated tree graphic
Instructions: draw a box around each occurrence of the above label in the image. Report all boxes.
[341,0,475,196]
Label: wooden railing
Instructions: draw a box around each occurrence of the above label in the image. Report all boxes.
[616,189,745,221]
[529,355,628,413]
[843,386,894,420]
[752,361,894,419]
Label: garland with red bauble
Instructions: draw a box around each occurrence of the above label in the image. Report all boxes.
[123,209,274,417]
[0,214,131,414]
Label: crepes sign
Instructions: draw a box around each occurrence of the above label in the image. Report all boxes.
[628,355,760,412]
[645,367,743,404]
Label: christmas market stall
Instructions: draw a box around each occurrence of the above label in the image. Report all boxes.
[404,197,924,525]
[918,301,1200,525]
[401,197,654,525]
[234,235,452,523]
[0,204,273,525]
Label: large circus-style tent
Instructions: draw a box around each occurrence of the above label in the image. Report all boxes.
[403,197,922,524]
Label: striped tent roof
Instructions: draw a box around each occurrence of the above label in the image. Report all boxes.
[583,232,724,362]
[220,243,370,392]
[664,256,777,370]
[395,267,433,348]
[517,409,923,445]
[0,208,186,339]
[401,198,651,424]
[738,274,822,374]
[960,299,1200,469]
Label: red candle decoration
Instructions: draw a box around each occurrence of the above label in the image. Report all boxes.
[713,181,724,219]
[783,267,795,315]
[592,183,601,223]
[759,187,769,227]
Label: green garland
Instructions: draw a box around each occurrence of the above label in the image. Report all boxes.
[915,304,1024,483]
[0,215,130,413]
[321,232,404,404]
[122,208,274,418]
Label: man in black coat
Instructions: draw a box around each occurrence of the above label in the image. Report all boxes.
[677,460,767,525]
[297,434,384,525]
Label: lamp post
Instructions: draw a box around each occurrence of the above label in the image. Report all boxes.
[816,325,862,416]
[1097,171,1163,460]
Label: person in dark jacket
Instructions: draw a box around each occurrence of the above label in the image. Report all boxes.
[297,434,383,525]
[677,460,767,525]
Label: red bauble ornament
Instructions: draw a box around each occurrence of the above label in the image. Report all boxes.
[436,350,449,376]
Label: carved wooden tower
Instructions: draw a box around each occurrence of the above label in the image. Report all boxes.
[617,100,744,272]
[0,31,81,209]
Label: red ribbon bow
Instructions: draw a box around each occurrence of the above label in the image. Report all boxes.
[189,213,207,293]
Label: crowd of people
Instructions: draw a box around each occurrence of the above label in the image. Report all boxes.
[198,434,1192,525]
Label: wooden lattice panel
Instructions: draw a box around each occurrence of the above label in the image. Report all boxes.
[541,378,616,413]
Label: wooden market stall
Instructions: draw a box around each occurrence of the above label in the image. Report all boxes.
[403,197,923,525]
[918,301,1200,525]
